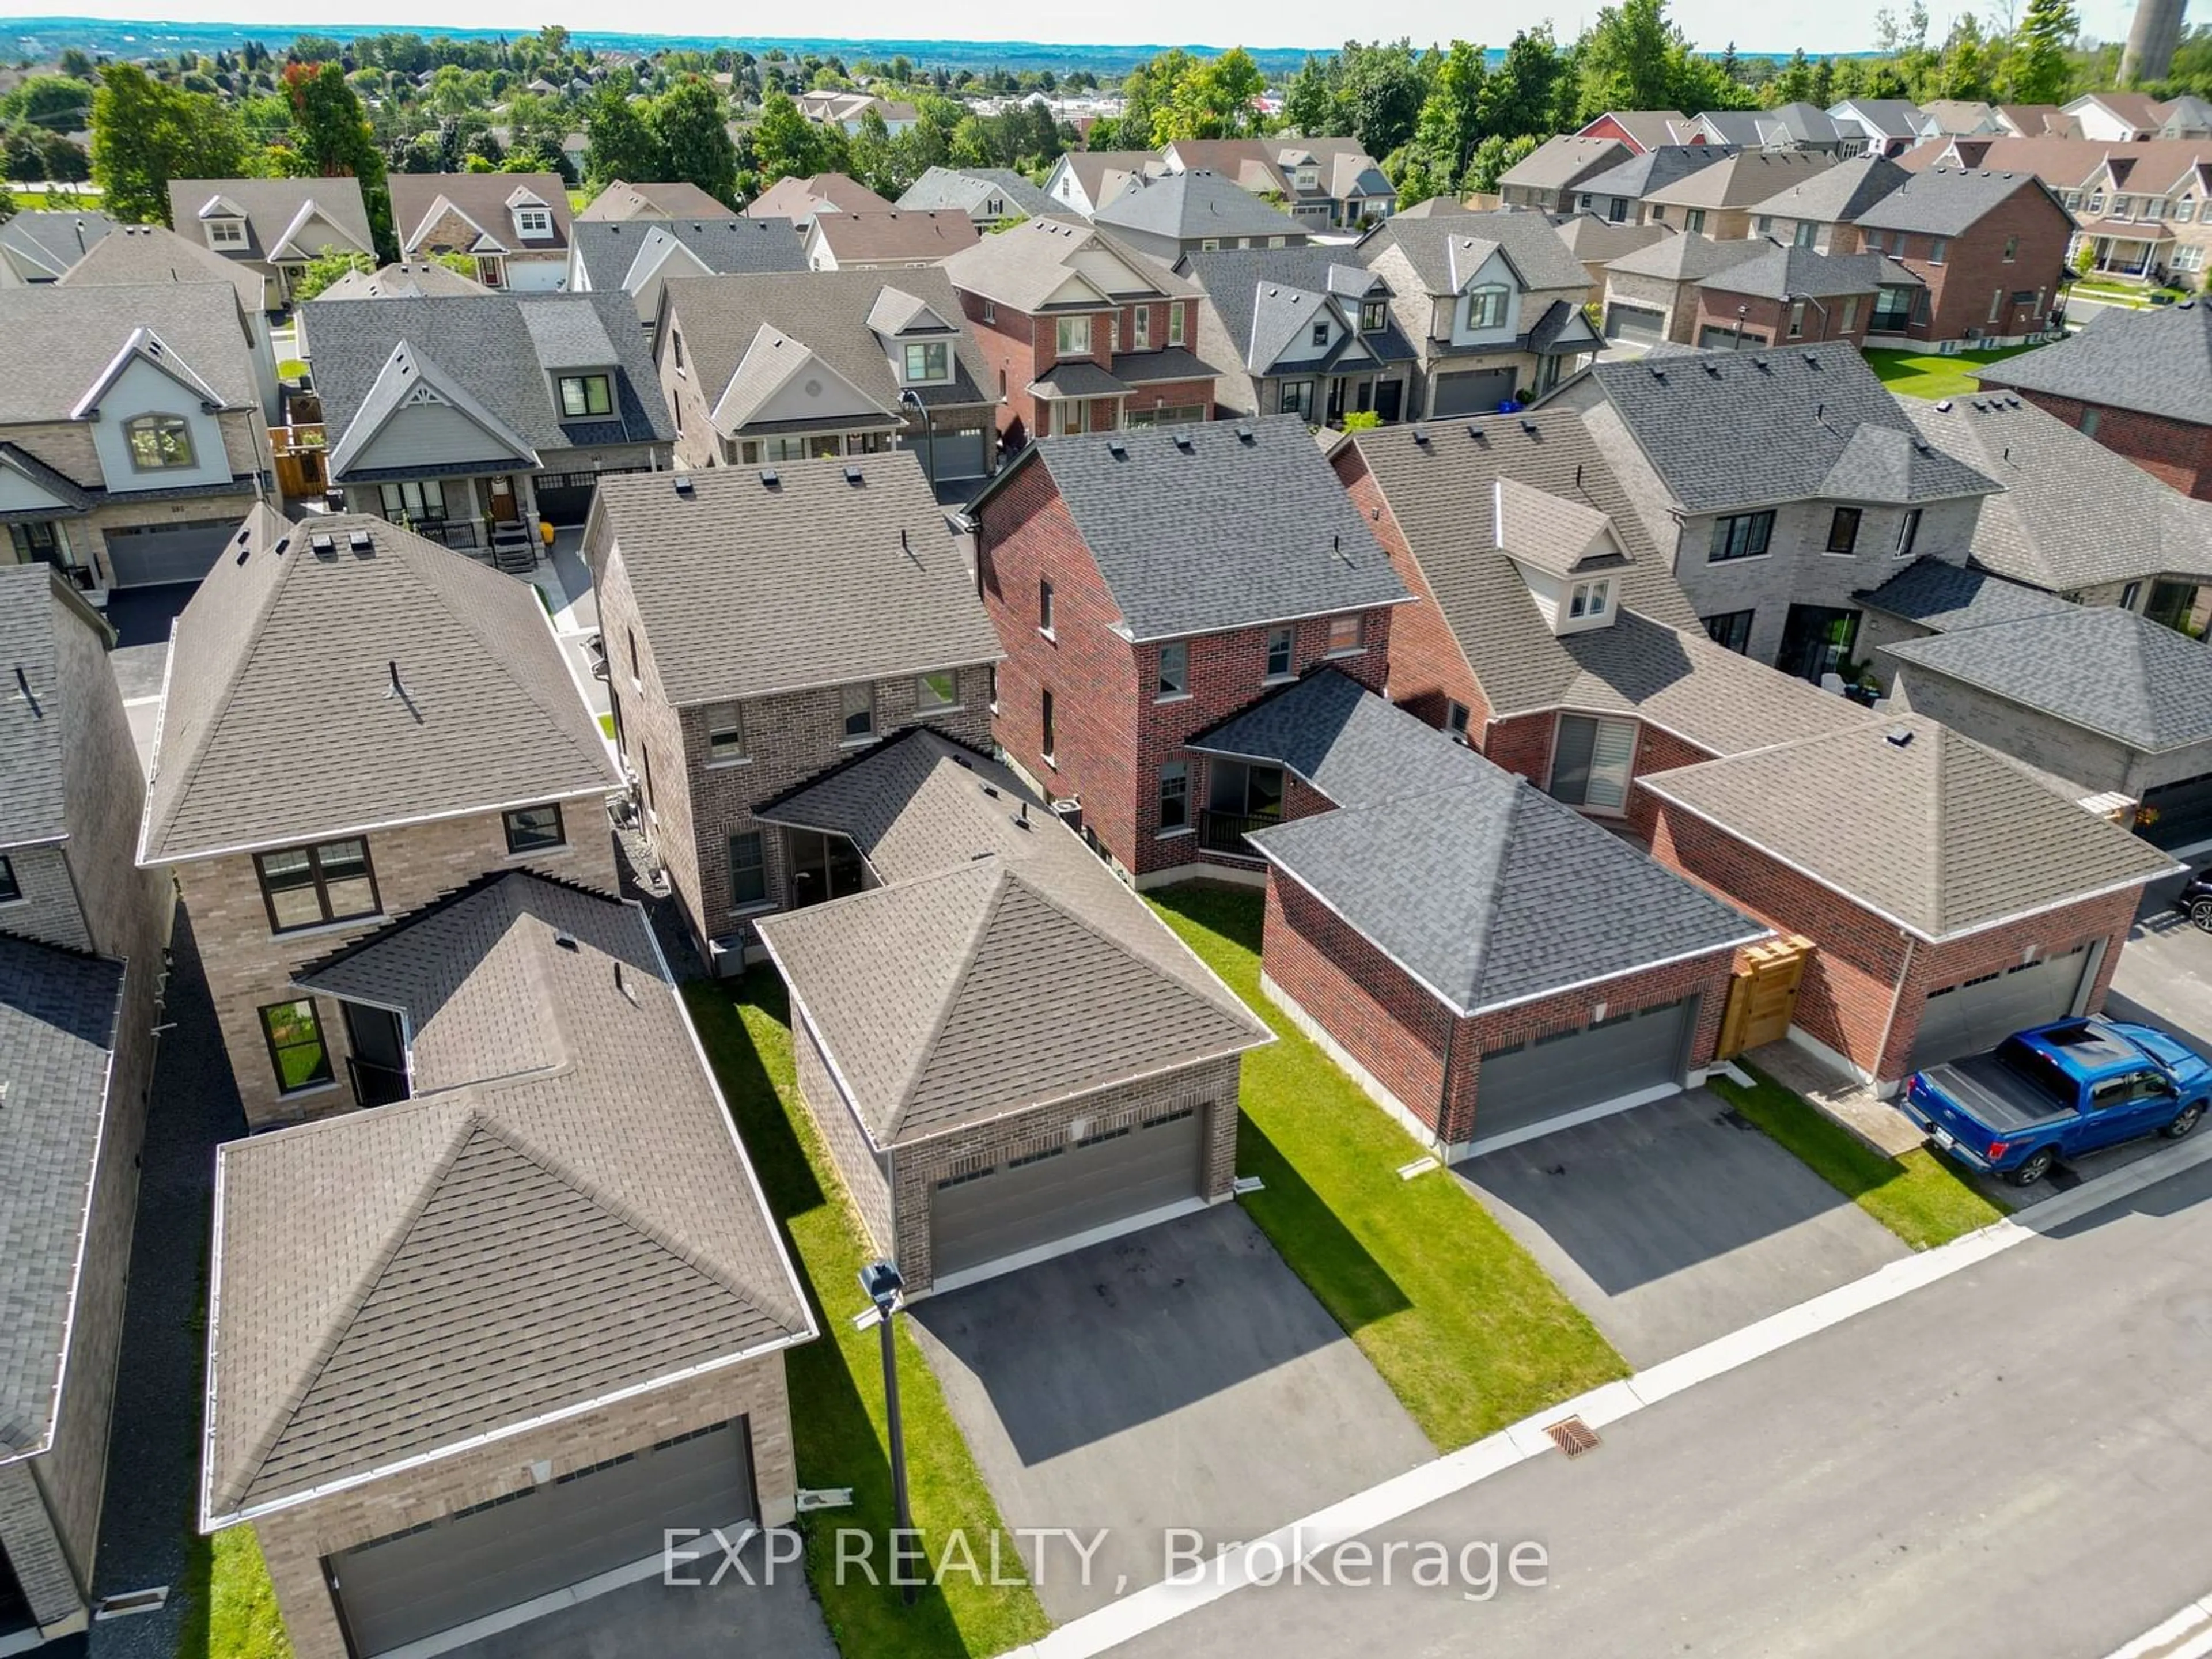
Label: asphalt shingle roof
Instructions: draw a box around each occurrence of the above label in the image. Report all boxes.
[1094,169,1305,243]
[1641,713,2178,940]
[575,180,738,221]
[0,564,81,847]
[570,217,808,291]
[1901,391,2212,590]
[1497,135,1633,192]
[305,260,489,300]
[1604,230,1775,282]
[945,215,1197,313]
[0,282,260,423]
[1700,244,1922,300]
[165,177,374,263]
[207,874,809,1518]
[1976,301,2212,427]
[1853,558,2074,630]
[1581,341,2000,513]
[808,210,982,263]
[1178,247,1417,373]
[744,173,896,221]
[1573,144,1738,204]
[141,509,618,862]
[1359,211,1591,295]
[1852,165,2063,236]
[1883,605,2212,752]
[988,414,1409,642]
[390,172,571,256]
[1210,672,1764,1013]
[753,730,1268,1143]
[1642,150,1837,209]
[590,453,1001,706]
[0,934,123,1459]
[55,222,265,314]
[0,210,115,280]
[895,166,1060,219]
[1743,153,1914,222]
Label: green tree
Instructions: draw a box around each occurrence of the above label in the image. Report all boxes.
[1575,0,1693,118]
[289,244,373,301]
[6,75,94,132]
[1933,13,1998,100]
[1480,28,1567,142]
[284,62,392,258]
[59,48,95,81]
[2003,0,2080,101]
[583,82,662,185]
[1336,40,1426,158]
[1157,47,1264,141]
[650,77,739,204]
[1465,132,1539,192]
[752,88,824,184]
[1280,54,1340,133]
[90,63,251,224]
[1402,40,1486,193]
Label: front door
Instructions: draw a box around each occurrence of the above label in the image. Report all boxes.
[488,474,519,523]
[1373,379,1404,422]
[1776,604,1860,684]
[342,1003,408,1107]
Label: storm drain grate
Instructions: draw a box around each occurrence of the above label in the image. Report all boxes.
[1546,1415,1600,1459]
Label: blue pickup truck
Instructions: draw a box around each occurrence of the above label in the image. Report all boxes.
[1900,1018,2211,1186]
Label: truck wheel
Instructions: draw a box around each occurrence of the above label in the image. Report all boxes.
[2008,1147,2057,1187]
[2164,1104,2206,1141]
[2192,899,2212,933]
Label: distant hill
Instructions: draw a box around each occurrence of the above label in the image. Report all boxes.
[3,15,1331,77]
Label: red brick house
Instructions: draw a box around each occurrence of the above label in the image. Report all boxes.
[970,415,1411,885]
[1195,670,1766,1156]
[1976,301,2212,501]
[1642,715,2179,1086]
[942,217,1219,448]
[1573,111,1695,155]
[1851,165,2074,344]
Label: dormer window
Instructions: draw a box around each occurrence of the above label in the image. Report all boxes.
[1569,578,1610,619]
[985,196,1005,216]
[1310,321,1330,349]
[515,206,553,238]
[1360,300,1387,333]
[125,414,195,471]
[1295,166,1318,190]
[206,218,247,249]
[1465,285,1509,330]
[903,340,949,382]
[557,374,613,418]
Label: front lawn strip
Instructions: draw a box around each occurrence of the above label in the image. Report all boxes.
[1147,883,1628,1451]
[1862,343,2043,400]
[684,975,1050,1659]
[1710,1062,2006,1250]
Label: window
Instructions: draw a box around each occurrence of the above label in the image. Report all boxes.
[1325,613,1363,655]
[1548,714,1637,813]
[1446,700,1471,741]
[1056,399,1082,435]
[1207,759,1283,821]
[1278,379,1315,419]
[260,999,332,1094]
[0,854,17,903]
[1310,320,1330,349]
[206,218,245,248]
[1200,237,1221,252]
[841,682,876,741]
[1754,214,1773,234]
[916,670,958,711]
[729,830,767,907]
[1055,315,1091,356]
[2003,234,2018,263]
[2088,190,2107,214]
[2113,196,2135,219]
[1702,609,1754,654]
[1709,510,1775,562]
[1168,304,1185,347]
[1568,578,1610,618]
[2122,579,2143,610]
[1927,237,1948,264]
[1988,287,2005,323]
[1896,507,1922,557]
[1158,760,1190,831]
[1827,507,1862,554]
[1840,294,1860,332]
[985,195,1005,217]
[704,702,745,762]
[255,840,380,933]
[1788,300,1807,339]
[1863,229,1885,253]
[1040,687,1055,762]
[1157,641,1189,698]
[124,414,195,471]
[2080,406,2102,438]
[1264,626,1294,679]
[1360,300,1387,333]
[1649,204,1666,221]
[502,803,565,854]
[1687,209,1708,234]
[1132,305,1152,349]
[1038,577,1055,635]
[903,340,949,382]
[378,479,446,522]
[2179,196,2198,224]
[982,298,996,323]
[516,206,552,237]
[557,374,613,418]
[1794,219,1819,248]
[1465,285,1509,330]
[626,627,642,688]
[2176,244,2207,272]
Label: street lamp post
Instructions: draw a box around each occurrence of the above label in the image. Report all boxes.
[1732,303,1749,350]
[858,1259,918,1605]
[1787,291,1831,343]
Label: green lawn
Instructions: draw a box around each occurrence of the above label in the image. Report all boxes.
[597,711,616,739]
[1147,884,1628,1449]
[1710,1063,2006,1251]
[176,1527,293,1659]
[1862,343,2044,400]
[683,976,1050,1659]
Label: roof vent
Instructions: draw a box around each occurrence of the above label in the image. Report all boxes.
[1520,419,1539,436]
[843,463,864,484]
[672,474,694,496]
[1753,357,1771,372]
[347,528,373,551]
[1804,353,1820,368]
[234,527,251,546]
[554,931,579,950]
[1647,364,1666,382]
[272,536,289,556]
[1410,424,1429,445]
[759,468,779,487]
[1970,397,1986,411]
[1884,726,1915,747]
[1702,360,1721,377]
[309,532,336,555]
[1173,432,1195,453]
[1234,422,1255,443]
[1934,398,1953,411]
[1107,438,1127,459]
[1466,423,1487,443]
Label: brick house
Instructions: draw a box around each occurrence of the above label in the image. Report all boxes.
[0,565,171,1646]
[1977,300,2212,501]
[1497,135,1633,213]
[1550,343,2001,678]
[1567,144,1734,226]
[1176,245,1418,424]
[582,453,1003,968]
[137,507,622,1128]
[389,172,573,292]
[753,729,1269,1293]
[1552,213,1675,291]
[1687,245,1926,351]
[1573,111,1693,156]
[971,415,1411,887]
[941,217,1219,446]
[1642,715,2179,1086]
[1599,232,1771,347]
[1740,153,1915,253]
[1091,168,1309,263]
[1193,670,1764,1158]
[1638,150,1838,240]
[1850,166,2074,344]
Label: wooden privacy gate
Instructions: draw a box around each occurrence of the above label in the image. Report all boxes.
[1718,935,1813,1058]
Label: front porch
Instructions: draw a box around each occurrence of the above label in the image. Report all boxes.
[2070,228,2177,281]
[346,469,538,553]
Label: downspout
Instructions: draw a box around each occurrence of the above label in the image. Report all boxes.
[1435,1017,1460,1158]
[1871,929,1919,1093]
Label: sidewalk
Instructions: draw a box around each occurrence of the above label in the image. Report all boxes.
[1745,1040,1924,1157]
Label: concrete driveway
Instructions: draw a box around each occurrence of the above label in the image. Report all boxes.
[908,1205,1431,1623]
[1460,1091,1907,1369]
[2112,865,2211,1060]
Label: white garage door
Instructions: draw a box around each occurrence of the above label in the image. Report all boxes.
[930,1103,1207,1281]
[1605,304,1667,346]
[1910,944,2093,1070]
[1698,324,1768,349]
[329,1419,753,1656]
[104,519,239,587]
[1474,998,1696,1146]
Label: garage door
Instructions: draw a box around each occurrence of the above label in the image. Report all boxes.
[1697,325,1768,349]
[1474,999,1695,1145]
[532,467,654,526]
[930,1104,1206,1280]
[1910,945,2092,1070]
[329,1419,753,1656]
[103,519,238,587]
[1430,368,1517,418]
[1605,304,1666,346]
[2141,770,2212,848]
[902,423,990,481]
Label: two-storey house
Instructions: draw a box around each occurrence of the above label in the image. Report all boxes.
[1852,165,2073,344]
[1159,138,1395,227]
[942,217,1218,445]
[1739,154,1915,253]
[1354,212,1601,413]
[306,290,674,547]
[1568,144,1736,225]
[574,178,739,221]
[1496,135,1634,212]
[389,172,572,291]
[0,210,115,284]
[583,452,1002,967]
[1550,342,2001,679]
[57,225,283,422]
[1177,245,1417,423]
[1040,150,1159,218]
[1613,241,1924,350]
[137,506,622,1127]
[654,269,999,485]
[1637,150,1837,240]
[1825,98,1929,157]
[164,176,376,309]
[1916,136,2212,283]
[1571,110,1692,155]
[895,165,1060,226]
[744,171,895,229]
[0,563,170,1650]
[802,209,981,271]
[1686,104,1851,154]
[1091,169,1309,263]
[0,282,271,594]
[969,414,1412,887]
[567,215,808,329]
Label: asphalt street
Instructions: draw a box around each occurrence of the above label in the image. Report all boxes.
[1100,1153,2212,1659]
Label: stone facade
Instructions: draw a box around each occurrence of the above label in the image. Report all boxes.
[1601,269,1700,343]
[174,801,618,1126]
[249,1355,797,1659]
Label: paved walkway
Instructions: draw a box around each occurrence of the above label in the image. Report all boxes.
[1746,1040,1924,1156]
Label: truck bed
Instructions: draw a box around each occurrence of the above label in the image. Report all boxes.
[1916,1054,2075,1134]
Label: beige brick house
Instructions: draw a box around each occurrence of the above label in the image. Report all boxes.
[137,506,621,1127]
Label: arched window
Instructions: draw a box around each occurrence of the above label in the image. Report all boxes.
[1465,285,1510,330]
[124,413,195,471]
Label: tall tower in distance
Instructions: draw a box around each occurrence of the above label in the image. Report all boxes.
[2120,0,2187,84]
